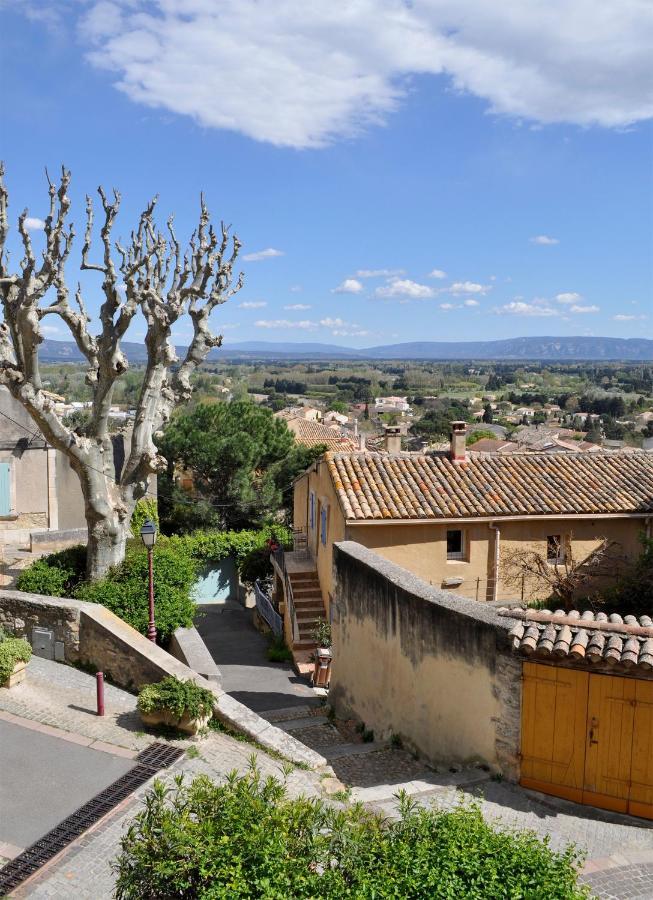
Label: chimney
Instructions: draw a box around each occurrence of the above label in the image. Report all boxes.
[450,421,467,463]
[383,424,402,454]
[359,432,366,452]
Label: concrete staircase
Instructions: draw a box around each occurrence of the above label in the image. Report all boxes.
[288,570,326,651]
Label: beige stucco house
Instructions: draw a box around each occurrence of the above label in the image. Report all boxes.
[291,423,653,616]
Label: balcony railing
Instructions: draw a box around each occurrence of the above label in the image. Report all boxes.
[254,580,283,637]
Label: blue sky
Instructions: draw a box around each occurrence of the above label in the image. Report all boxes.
[1,1,652,348]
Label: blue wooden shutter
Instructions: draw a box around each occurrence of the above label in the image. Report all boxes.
[0,463,10,516]
[309,492,315,530]
[320,506,327,545]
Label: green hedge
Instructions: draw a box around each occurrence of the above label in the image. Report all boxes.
[15,527,290,642]
[114,767,587,899]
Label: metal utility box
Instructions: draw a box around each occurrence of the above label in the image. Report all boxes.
[31,626,54,660]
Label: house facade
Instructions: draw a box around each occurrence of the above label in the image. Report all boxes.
[292,423,653,613]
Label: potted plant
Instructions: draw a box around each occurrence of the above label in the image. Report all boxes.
[311,619,332,689]
[0,632,32,689]
[137,676,215,736]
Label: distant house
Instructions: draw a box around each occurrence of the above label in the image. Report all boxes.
[324,410,349,426]
[285,422,653,623]
[282,416,358,451]
[374,396,410,414]
[275,406,322,422]
[0,386,155,558]
[468,438,518,454]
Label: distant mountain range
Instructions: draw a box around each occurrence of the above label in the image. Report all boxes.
[39,336,653,363]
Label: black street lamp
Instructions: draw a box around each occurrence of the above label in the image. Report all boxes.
[140,519,157,643]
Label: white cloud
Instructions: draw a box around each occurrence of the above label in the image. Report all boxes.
[355,268,404,278]
[439,303,457,310]
[332,329,370,337]
[289,284,303,293]
[284,303,312,310]
[41,323,64,335]
[220,323,241,330]
[255,319,316,329]
[463,299,480,307]
[242,248,284,262]
[238,300,267,308]
[570,304,600,314]
[74,0,653,149]
[530,235,560,245]
[613,313,648,321]
[448,281,490,295]
[556,292,582,304]
[24,216,46,231]
[375,278,434,299]
[495,300,559,317]
[428,269,447,279]
[332,278,364,294]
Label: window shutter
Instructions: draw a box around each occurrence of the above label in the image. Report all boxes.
[310,492,315,530]
[0,463,10,516]
[321,506,327,545]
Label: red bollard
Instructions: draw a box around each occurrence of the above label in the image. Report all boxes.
[96,671,105,717]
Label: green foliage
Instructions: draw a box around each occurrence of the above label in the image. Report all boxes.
[16,545,87,596]
[239,546,273,586]
[158,401,314,530]
[114,767,587,899]
[267,637,293,663]
[466,429,498,446]
[130,498,159,538]
[603,534,653,616]
[0,635,32,683]
[137,676,214,720]
[411,400,471,440]
[76,542,196,642]
[311,618,332,648]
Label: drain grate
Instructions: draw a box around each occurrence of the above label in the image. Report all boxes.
[0,743,185,895]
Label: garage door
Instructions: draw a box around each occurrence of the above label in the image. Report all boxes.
[521,662,653,820]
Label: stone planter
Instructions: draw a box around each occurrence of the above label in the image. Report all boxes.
[139,707,211,736]
[2,660,27,689]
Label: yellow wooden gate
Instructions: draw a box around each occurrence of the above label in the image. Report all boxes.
[521,662,653,820]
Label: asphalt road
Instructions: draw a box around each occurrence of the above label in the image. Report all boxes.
[0,720,133,849]
[195,600,317,712]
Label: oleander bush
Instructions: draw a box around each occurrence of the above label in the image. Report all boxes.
[16,544,87,597]
[0,634,32,684]
[137,676,215,721]
[114,767,588,899]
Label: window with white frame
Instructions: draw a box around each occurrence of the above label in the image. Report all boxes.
[446,529,465,561]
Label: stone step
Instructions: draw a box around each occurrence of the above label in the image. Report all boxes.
[290,573,319,583]
[295,604,324,615]
[293,639,316,650]
[321,741,389,761]
[263,703,323,724]
[292,586,322,597]
[276,714,330,732]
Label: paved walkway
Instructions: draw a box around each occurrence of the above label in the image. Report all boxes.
[195,600,317,712]
[3,657,653,897]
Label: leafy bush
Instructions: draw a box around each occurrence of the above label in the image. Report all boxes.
[267,637,293,663]
[239,547,273,586]
[311,619,332,648]
[16,544,86,596]
[138,676,214,720]
[0,635,32,683]
[114,767,587,899]
[129,498,159,538]
[76,543,197,643]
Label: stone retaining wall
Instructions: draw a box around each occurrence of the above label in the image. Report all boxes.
[0,588,324,770]
[330,542,521,780]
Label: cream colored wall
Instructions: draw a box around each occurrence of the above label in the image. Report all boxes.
[348,517,645,602]
[293,460,347,614]
[334,610,502,765]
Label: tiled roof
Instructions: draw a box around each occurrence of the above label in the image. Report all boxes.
[500,608,653,670]
[468,439,518,453]
[286,418,358,451]
[325,450,653,521]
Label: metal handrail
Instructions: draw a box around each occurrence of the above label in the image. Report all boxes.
[254,580,283,637]
[284,568,300,643]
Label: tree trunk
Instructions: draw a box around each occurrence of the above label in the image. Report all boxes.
[86,521,128,582]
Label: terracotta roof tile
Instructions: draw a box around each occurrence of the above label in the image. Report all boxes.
[285,418,358,451]
[326,449,653,521]
[499,608,653,670]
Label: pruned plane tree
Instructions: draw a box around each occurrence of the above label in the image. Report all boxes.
[0,164,243,579]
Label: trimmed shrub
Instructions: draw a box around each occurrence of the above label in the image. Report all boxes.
[76,543,197,642]
[0,635,32,684]
[138,676,214,720]
[114,767,588,899]
[16,544,86,597]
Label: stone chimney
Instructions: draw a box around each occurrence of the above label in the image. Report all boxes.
[359,432,366,452]
[383,424,402,454]
[450,421,467,463]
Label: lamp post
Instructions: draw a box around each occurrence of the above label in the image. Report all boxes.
[140,519,157,643]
